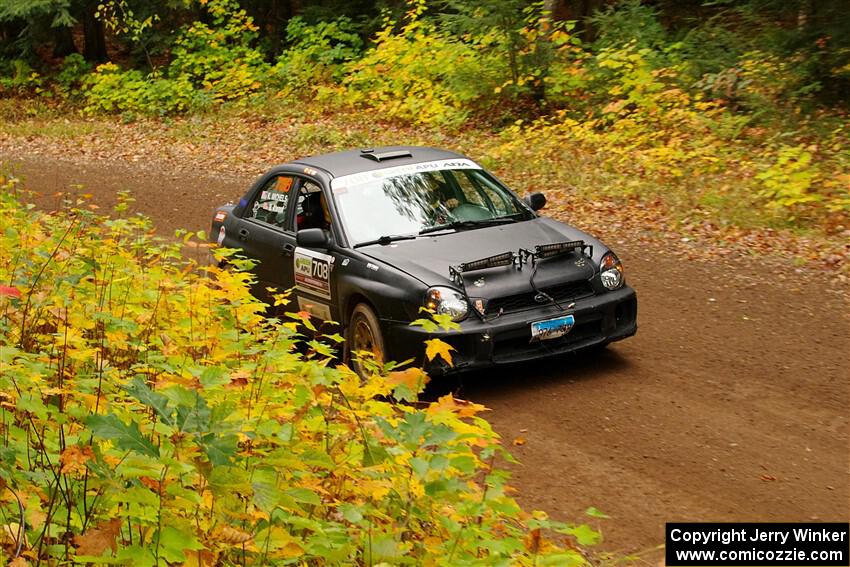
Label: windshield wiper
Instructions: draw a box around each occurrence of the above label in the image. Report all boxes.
[353,233,418,248]
[419,215,522,236]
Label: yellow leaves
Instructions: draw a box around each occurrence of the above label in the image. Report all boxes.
[1,523,27,550]
[180,549,218,567]
[60,444,95,474]
[74,518,122,557]
[424,339,454,365]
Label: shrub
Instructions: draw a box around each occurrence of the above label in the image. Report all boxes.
[0,58,42,94]
[83,63,195,115]
[0,181,600,565]
[273,16,363,90]
[53,53,92,99]
[340,1,502,127]
[82,0,267,116]
[169,0,267,102]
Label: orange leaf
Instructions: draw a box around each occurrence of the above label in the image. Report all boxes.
[424,339,454,365]
[60,445,95,474]
[386,367,428,389]
[427,394,487,418]
[0,285,21,298]
[524,528,542,553]
[74,518,122,557]
[513,436,527,446]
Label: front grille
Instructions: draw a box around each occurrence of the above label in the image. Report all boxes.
[492,318,603,363]
[486,280,594,314]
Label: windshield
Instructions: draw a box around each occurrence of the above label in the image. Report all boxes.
[330,160,531,246]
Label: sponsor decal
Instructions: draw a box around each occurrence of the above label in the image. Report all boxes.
[260,190,288,202]
[330,158,482,190]
[294,248,334,300]
[217,226,226,245]
[214,210,227,222]
[473,277,485,287]
[297,296,331,320]
[303,167,319,175]
[258,200,287,214]
[366,263,379,272]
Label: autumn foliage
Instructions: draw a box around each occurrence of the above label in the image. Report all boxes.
[0,179,602,565]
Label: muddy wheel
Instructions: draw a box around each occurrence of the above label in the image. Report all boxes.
[347,303,385,379]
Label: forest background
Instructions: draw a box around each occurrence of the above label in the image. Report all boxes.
[1,0,849,234]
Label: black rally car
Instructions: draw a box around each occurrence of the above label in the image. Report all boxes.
[210,146,637,375]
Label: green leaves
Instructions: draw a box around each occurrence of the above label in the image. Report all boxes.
[88,414,160,458]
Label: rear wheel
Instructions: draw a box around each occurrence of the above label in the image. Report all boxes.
[347,303,385,379]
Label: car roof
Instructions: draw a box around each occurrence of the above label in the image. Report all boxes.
[291,146,467,178]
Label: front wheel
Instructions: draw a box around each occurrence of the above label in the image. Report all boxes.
[346,303,385,379]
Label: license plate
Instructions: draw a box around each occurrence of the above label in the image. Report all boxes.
[530,314,575,342]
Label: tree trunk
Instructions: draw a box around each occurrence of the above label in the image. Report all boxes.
[553,0,603,42]
[52,26,78,58]
[82,7,108,62]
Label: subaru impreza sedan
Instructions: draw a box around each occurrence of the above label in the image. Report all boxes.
[211,146,637,376]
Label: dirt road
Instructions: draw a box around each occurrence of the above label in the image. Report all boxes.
[4,154,849,562]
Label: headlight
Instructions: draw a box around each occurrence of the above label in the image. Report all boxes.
[424,286,469,322]
[600,252,625,290]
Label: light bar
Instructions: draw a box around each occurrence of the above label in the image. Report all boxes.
[457,251,515,273]
[534,240,586,259]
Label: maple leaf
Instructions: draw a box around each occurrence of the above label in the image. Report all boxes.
[426,394,487,418]
[424,339,454,365]
[60,445,95,474]
[386,367,427,389]
[74,518,122,557]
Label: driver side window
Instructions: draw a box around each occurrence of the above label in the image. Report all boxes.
[455,171,512,215]
[248,175,295,229]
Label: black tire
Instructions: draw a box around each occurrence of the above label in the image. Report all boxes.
[346,303,385,379]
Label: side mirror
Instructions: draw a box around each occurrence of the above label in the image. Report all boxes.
[524,192,546,211]
[296,228,329,250]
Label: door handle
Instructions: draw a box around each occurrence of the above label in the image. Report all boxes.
[282,243,295,256]
[238,228,250,241]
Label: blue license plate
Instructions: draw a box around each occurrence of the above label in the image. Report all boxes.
[530,314,575,341]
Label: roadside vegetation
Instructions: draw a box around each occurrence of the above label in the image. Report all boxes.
[0,179,612,564]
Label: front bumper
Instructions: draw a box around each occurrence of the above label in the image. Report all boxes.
[383,286,637,374]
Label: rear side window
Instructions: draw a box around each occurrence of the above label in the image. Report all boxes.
[247,175,295,229]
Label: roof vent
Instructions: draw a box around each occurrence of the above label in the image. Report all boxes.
[360,149,412,162]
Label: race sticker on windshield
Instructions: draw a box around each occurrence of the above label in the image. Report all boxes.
[331,158,482,190]
[294,248,334,300]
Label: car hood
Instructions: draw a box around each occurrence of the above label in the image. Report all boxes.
[358,218,607,294]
